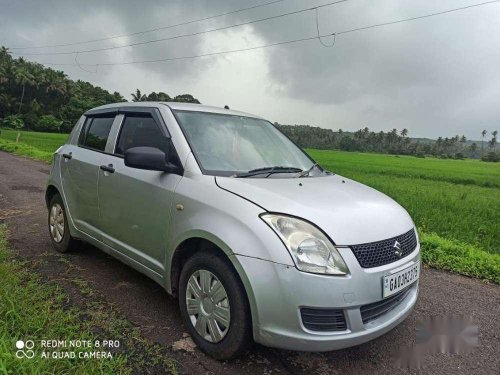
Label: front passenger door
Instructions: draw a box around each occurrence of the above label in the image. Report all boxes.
[97,110,182,276]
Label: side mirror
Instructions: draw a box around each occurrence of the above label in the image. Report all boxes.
[124,146,181,173]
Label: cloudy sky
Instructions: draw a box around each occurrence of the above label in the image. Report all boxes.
[2,0,500,139]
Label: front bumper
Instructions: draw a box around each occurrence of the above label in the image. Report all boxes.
[235,244,420,351]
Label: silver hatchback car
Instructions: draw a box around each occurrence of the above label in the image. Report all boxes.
[46,102,420,359]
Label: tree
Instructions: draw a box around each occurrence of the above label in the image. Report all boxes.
[469,143,478,158]
[131,89,146,102]
[0,93,17,113]
[401,128,408,137]
[44,69,67,96]
[146,91,171,101]
[0,47,128,131]
[489,132,498,150]
[14,65,35,114]
[173,94,200,104]
[0,65,8,84]
[481,130,487,156]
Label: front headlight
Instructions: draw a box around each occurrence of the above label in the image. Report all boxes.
[261,214,349,275]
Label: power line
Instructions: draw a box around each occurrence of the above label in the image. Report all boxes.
[9,0,289,50]
[34,0,500,68]
[334,0,500,36]
[12,0,350,56]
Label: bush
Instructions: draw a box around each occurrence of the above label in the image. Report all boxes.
[415,151,426,158]
[481,151,499,162]
[0,115,24,129]
[33,115,63,133]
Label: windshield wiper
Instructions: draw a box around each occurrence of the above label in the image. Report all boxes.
[298,163,319,178]
[234,166,303,178]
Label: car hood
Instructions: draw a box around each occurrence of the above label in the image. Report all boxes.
[215,174,414,245]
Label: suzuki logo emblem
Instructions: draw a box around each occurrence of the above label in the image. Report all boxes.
[393,241,402,257]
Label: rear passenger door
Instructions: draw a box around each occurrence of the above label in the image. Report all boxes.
[97,108,182,276]
[60,115,116,239]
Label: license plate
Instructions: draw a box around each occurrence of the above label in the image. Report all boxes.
[383,262,420,298]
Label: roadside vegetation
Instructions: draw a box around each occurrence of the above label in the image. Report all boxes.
[0,130,499,283]
[419,232,499,283]
[0,225,179,374]
[0,225,127,373]
[0,129,61,162]
[0,129,67,152]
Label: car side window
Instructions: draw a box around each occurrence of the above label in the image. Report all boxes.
[78,116,114,152]
[115,115,167,156]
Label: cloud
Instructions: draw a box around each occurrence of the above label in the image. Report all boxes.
[1,0,499,138]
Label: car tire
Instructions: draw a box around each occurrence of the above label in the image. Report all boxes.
[178,250,252,360]
[48,193,78,253]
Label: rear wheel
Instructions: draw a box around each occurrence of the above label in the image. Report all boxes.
[48,193,78,253]
[178,251,252,359]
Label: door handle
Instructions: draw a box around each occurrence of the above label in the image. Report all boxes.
[100,164,115,173]
[62,152,72,160]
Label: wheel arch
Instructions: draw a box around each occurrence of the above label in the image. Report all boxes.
[45,184,60,207]
[168,234,258,334]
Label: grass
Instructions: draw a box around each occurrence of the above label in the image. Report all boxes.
[0,129,67,153]
[419,232,500,283]
[0,225,128,374]
[0,225,179,374]
[0,129,498,282]
[308,149,500,188]
[0,139,53,163]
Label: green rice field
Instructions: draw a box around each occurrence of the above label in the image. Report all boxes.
[0,129,68,152]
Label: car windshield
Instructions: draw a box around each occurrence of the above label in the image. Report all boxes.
[174,110,316,177]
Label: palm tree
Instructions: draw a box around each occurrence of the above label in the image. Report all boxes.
[401,128,408,137]
[481,130,487,156]
[469,143,478,158]
[490,131,498,151]
[14,66,35,114]
[0,65,8,84]
[44,69,68,96]
[0,93,17,113]
[131,89,146,102]
[0,46,10,59]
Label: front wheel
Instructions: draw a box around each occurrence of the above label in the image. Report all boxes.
[178,251,252,359]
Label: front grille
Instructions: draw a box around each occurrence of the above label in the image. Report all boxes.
[350,229,417,268]
[300,307,347,332]
[360,287,412,324]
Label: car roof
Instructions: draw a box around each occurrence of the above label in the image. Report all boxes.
[85,101,263,119]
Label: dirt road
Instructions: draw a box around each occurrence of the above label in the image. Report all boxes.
[0,151,498,374]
